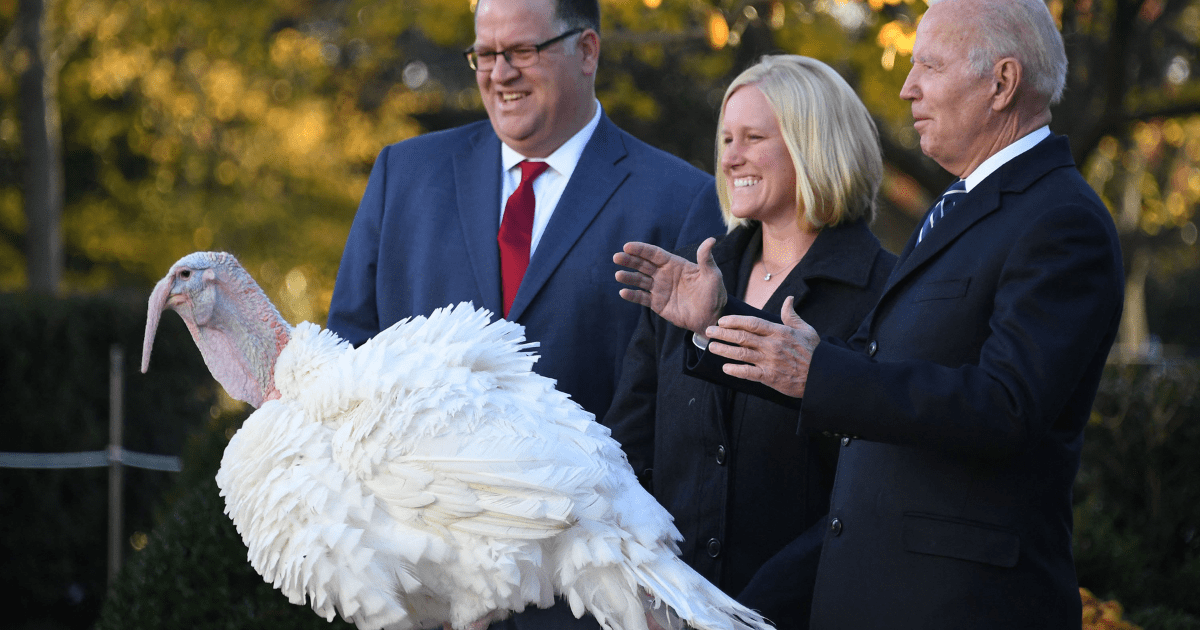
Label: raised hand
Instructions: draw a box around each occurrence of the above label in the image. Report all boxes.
[614,237,727,336]
[704,296,819,398]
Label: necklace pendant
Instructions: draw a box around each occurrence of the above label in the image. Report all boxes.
[763,272,772,281]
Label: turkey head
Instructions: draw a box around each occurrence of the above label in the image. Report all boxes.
[141,251,291,408]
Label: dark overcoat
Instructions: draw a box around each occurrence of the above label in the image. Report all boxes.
[699,136,1123,629]
[603,220,895,629]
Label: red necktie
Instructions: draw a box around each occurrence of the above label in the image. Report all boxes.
[498,160,550,317]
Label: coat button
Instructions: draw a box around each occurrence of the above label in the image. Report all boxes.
[841,436,852,447]
[868,341,878,357]
[715,445,727,465]
[707,538,722,558]
[829,518,843,536]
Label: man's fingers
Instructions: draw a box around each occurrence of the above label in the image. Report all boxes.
[622,241,673,265]
[705,339,765,365]
[614,269,653,291]
[704,325,759,350]
[781,296,799,324]
[721,361,767,384]
[697,237,718,268]
[613,251,660,276]
[780,296,812,332]
[714,314,781,336]
[618,287,652,307]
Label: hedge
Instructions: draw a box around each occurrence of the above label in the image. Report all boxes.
[1,291,220,629]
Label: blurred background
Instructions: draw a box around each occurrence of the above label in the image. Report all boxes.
[1,0,1198,628]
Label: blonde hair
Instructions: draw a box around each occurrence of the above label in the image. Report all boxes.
[715,55,883,231]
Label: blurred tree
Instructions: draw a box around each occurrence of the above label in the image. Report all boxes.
[4,0,1197,350]
[1,0,465,323]
[1056,0,1200,358]
[13,0,68,294]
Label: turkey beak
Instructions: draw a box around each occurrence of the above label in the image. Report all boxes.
[141,272,175,373]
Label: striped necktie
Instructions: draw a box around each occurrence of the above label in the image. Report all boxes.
[918,180,967,244]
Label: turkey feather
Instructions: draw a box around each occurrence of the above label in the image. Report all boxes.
[142,252,776,630]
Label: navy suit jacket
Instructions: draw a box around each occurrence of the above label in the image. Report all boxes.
[799,136,1124,629]
[327,115,724,423]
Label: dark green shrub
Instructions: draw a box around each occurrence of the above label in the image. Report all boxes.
[0,292,219,629]
[1075,361,1200,628]
[97,476,355,630]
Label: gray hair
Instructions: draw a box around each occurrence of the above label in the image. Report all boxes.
[931,0,1068,105]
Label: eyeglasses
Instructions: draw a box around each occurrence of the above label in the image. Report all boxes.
[463,28,584,71]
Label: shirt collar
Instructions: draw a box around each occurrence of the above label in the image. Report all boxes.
[963,125,1051,192]
[501,100,603,178]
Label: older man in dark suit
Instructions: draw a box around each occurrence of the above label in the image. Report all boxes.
[615,0,1124,627]
[327,0,723,628]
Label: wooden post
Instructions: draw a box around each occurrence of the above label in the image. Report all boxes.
[107,345,124,591]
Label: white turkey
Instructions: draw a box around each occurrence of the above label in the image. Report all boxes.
[140,251,774,630]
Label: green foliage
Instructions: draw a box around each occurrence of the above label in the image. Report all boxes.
[0,291,221,629]
[1148,264,1200,349]
[1075,361,1200,627]
[97,476,355,630]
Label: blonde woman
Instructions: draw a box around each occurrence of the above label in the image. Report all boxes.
[605,55,895,629]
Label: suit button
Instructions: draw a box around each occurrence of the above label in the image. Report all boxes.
[841,436,851,447]
[707,538,722,558]
[868,341,878,357]
[829,518,843,536]
[715,445,727,465]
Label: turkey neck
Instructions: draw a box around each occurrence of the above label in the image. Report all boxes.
[201,268,292,407]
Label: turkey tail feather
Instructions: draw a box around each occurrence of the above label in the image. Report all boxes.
[633,557,774,630]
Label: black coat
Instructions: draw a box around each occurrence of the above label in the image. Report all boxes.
[803,136,1123,629]
[602,220,895,630]
[689,136,1125,629]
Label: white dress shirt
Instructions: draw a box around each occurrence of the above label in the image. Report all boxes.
[963,125,1050,191]
[499,100,603,257]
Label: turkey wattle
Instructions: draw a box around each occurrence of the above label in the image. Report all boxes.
[140,251,774,630]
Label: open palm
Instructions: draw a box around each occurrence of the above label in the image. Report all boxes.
[614,237,727,336]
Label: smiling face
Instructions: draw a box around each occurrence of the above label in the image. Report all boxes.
[473,0,598,158]
[899,1,1001,177]
[719,85,799,226]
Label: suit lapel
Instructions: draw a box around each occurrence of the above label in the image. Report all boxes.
[506,115,630,320]
[452,126,504,315]
[880,135,1074,299]
[886,183,1002,288]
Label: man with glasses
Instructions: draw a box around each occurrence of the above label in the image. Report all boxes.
[327,0,721,626]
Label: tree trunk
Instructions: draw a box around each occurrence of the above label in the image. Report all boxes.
[17,0,64,295]
[1119,249,1151,361]
[1116,153,1150,362]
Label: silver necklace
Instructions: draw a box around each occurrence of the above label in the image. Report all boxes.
[761,256,800,281]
